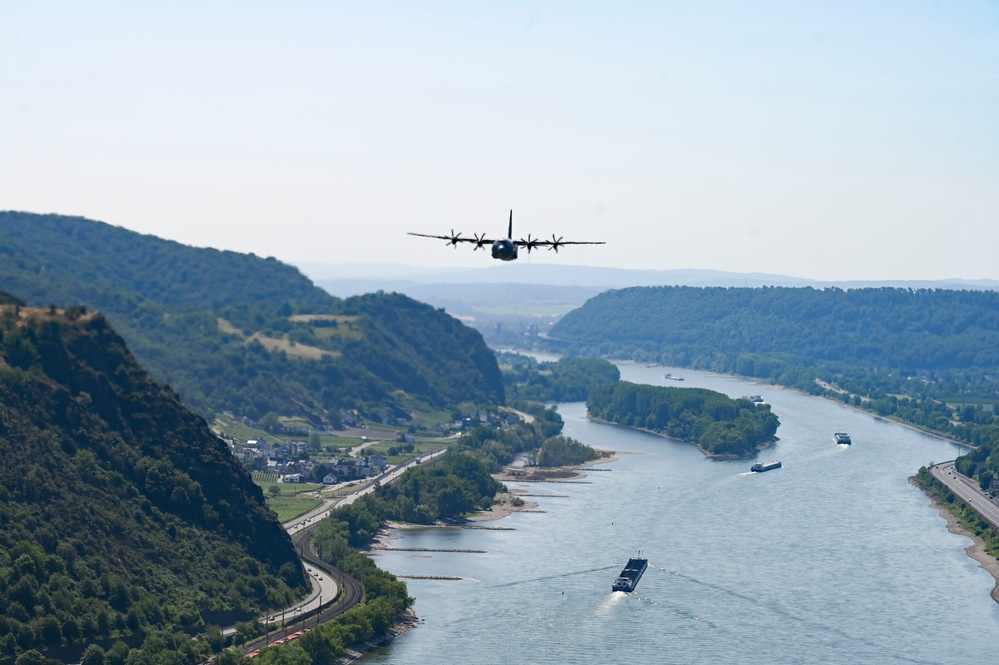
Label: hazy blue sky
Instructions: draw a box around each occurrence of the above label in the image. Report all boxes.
[1,1,996,280]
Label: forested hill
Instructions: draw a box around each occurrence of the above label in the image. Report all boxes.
[0,212,331,311]
[0,212,504,424]
[0,301,306,664]
[551,286,999,372]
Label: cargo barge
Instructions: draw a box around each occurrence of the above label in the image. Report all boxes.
[612,557,648,592]
[750,460,782,473]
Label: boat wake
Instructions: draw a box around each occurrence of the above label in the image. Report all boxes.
[630,590,659,607]
[597,590,627,614]
[665,570,936,665]
[490,564,620,589]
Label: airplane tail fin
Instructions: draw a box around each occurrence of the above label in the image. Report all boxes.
[508,210,513,239]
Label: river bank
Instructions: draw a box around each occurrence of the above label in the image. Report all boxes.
[613,358,974,450]
[757,372,973,449]
[364,449,619,659]
[932,492,999,603]
[338,609,421,664]
[586,414,773,460]
[909,476,999,604]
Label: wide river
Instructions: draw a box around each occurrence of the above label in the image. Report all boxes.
[364,363,999,664]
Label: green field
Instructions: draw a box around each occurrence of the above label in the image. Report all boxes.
[363,440,448,464]
[256,480,322,495]
[215,410,462,455]
[253,478,324,522]
[214,413,366,452]
[266,495,324,523]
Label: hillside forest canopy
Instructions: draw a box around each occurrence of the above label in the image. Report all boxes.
[0,212,504,428]
[0,302,306,665]
[498,353,620,403]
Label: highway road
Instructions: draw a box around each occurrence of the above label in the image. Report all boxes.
[246,447,450,630]
[929,461,999,530]
[214,445,455,658]
[338,447,448,507]
[286,446,448,535]
[221,445,452,649]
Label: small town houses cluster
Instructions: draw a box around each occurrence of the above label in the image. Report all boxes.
[230,437,388,485]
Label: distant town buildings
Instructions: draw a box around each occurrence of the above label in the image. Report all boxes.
[229,438,389,484]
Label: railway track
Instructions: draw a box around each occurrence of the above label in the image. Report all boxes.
[236,527,365,658]
[294,528,365,621]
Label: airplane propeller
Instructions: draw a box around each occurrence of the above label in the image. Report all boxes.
[473,233,488,250]
[446,230,462,247]
[521,234,541,253]
[548,235,564,252]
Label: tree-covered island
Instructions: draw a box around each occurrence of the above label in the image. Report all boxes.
[587,381,780,458]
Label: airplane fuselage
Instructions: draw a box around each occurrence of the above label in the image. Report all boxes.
[491,238,518,261]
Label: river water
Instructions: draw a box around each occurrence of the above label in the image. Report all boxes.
[364,364,999,664]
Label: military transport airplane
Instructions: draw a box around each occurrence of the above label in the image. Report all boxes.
[408,210,605,262]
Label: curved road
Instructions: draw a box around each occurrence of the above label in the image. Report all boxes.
[205,445,457,662]
[218,444,453,658]
[239,447,449,636]
[929,461,999,530]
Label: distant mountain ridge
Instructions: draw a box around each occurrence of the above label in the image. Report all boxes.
[0,301,304,663]
[302,261,999,291]
[307,264,999,351]
[549,285,999,372]
[0,212,504,424]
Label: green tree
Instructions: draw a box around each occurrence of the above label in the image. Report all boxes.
[260,412,281,433]
[81,644,106,665]
[14,651,47,665]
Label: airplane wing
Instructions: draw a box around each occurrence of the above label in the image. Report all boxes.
[535,240,607,245]
[408,231,495,249]
[515,234,606,253]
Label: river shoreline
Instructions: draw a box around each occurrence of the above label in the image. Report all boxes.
[585,414,772,460]
[361,449,619,660]
[912,478,999,604]
[613,358,974,450]
[741,369,999,594]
